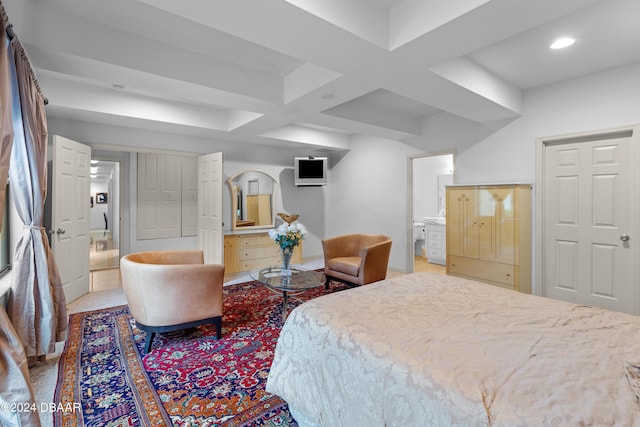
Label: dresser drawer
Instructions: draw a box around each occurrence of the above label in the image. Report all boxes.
[427,230,443,242]
[241,234,274,247]
[427,247,443,258]
[225,231,303,275]
[448,255,515,287]
[242,256,280,271]
[242,245,280,260]
[427,239,442,249]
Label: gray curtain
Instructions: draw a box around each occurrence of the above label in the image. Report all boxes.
[6,13,67,359]
[0,3,41,427]
[0,4,10,222]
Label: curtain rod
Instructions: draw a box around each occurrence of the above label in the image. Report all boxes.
[4,23,48,105]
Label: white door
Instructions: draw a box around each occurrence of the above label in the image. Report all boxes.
[181,156,198,236]
[52,135,91,303]
[198,152,223,264]
[543,132,637,313]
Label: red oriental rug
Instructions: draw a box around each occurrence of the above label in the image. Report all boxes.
[54,279,350,427]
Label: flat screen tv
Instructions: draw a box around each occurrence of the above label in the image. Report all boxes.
[294,156,327,186]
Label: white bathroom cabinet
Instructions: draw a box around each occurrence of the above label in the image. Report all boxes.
[425,223,446,265]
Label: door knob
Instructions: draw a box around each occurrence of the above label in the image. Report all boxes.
[620,234,630,242]
[56,228,66,235]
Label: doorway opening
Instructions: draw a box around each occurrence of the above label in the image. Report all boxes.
[409,151,454,274]
[89,159,120,271]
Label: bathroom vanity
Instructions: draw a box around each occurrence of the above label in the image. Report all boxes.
[425,222,446,265]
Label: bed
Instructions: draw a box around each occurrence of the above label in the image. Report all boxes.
[266,272,640,426]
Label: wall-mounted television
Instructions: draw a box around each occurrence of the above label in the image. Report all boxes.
[294,156,327,186]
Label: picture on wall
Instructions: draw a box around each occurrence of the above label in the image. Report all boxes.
[96,192,108,204]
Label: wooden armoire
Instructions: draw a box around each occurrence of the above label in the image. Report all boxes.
[246,194,272,226]
[446,184,532,293]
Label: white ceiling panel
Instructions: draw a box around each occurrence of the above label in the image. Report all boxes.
[2,0,637,151]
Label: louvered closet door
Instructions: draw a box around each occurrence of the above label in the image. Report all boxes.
[137,153,181,239]
[543,134,636,313]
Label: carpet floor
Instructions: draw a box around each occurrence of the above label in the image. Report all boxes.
[53,279,351,427]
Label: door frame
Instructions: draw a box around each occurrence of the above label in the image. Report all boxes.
[534,125,640,305]
[89,155,124,269]
[406,149,457,273]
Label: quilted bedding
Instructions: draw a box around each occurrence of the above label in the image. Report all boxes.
[266,272,640,426]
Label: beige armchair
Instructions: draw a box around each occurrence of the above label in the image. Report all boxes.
[322,234,392,287]
[120,250,225,354]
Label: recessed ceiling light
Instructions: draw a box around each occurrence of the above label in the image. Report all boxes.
[550,37,575,50]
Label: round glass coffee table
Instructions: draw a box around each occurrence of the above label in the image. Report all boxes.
[250,266,325,321]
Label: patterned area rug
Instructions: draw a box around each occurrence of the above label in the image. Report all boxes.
[54,279,350,427]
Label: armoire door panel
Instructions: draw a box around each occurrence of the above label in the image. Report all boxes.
[447,184,531,293]
[447,188,478,258]
[478,187,516,264]
[446,189,465,257]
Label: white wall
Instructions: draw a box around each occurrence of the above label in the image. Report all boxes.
[412,155,453,221]
[44,61,640,276]
[326,135,422,271]
[46,119,331,259]
[422,62,640,184]
[327,61,640,275]
[223,159,328,259]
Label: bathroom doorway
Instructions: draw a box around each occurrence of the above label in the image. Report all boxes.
[409,151,454,273]
[89,159,120,271]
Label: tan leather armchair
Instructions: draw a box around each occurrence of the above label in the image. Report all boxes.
[322,234,392,286]
[120,250,225,354]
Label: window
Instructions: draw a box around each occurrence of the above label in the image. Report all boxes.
[0,182,11,277]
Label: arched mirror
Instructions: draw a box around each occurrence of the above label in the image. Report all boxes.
[227,170,279,231]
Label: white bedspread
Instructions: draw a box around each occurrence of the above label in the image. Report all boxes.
[266,272,640,426]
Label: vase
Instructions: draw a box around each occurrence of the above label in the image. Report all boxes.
[280,246,294,276]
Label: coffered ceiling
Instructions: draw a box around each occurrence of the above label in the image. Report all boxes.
[4,0,640,152]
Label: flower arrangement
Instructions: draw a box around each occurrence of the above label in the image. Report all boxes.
[268,222,307,251]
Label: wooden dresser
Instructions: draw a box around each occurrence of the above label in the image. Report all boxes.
[446,184,531,293]
[224,231,302,275]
